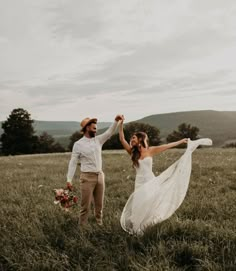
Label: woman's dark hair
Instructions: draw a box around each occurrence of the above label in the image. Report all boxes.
[131,132,149,167]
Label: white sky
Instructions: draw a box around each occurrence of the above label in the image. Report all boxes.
[0,0,236,122]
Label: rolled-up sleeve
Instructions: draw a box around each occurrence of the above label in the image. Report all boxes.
[97,121,118,145]
[67,143,80,183]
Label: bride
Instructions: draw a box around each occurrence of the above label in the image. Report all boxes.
[119,120,212,235]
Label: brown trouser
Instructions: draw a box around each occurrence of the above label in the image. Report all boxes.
[79,171,105,225]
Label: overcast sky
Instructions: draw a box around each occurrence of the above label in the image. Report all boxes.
[0,0,236,122]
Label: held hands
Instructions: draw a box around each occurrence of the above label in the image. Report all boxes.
[180,138,188,144]
[115,114,124,122]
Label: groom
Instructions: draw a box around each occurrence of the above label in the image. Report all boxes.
[66,114,124,225]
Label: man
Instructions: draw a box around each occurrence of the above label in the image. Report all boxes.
[66,114,124,225]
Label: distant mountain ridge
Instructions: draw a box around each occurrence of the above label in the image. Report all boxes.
[135,110,236,145]
[32,121,112,137]
[0,110,236,146]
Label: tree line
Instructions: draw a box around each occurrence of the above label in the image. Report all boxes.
[1,108,201,156]
[0,108,65,155]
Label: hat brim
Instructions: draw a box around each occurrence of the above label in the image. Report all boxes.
[80,118,98,133]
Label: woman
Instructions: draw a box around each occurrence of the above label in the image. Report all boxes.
[119,120,212,234]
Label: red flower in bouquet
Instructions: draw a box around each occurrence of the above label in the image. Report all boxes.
[73,196,78,203]
[53,188,79,211]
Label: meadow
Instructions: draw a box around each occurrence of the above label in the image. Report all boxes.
[0,148,235,271]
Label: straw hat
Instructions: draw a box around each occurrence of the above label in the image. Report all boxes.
[80,117,97,132]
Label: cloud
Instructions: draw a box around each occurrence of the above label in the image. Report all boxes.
[46,0,102,40]
[0,0,236,121]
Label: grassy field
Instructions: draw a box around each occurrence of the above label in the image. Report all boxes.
[0,148,235,271]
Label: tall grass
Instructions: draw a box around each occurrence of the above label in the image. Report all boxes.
[0,149,235,270]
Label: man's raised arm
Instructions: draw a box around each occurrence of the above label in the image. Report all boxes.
[97,114,124,145]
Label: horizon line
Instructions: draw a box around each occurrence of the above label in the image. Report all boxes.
[0,109,236,123]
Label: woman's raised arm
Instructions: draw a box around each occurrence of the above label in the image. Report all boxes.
[119,120,131,154]
[149,138,188,156]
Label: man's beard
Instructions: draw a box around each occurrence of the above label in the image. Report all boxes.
[88,131,96,137]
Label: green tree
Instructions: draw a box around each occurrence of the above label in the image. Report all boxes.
[0,108,38,155]
[103,122,161,149]
[166,123,200,147]
[223,141,236,148]
[37,132,65,153]
[68,131,83,151]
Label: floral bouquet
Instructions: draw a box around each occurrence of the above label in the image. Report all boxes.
[53,188,79,211]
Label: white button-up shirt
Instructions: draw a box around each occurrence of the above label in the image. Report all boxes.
[67,121,118,183]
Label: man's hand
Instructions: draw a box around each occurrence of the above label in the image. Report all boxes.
[180,138,188,144]
[115,114,124,122]
[66,182,73,191]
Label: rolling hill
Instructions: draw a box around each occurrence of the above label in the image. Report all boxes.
[0,121,112,148]
[98,110,236,146]
[0,120,111,137]
[33,121,112,137]
[0,110,236,147]
[135,110,236,146]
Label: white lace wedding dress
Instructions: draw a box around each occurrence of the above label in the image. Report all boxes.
[120,138,212,235]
